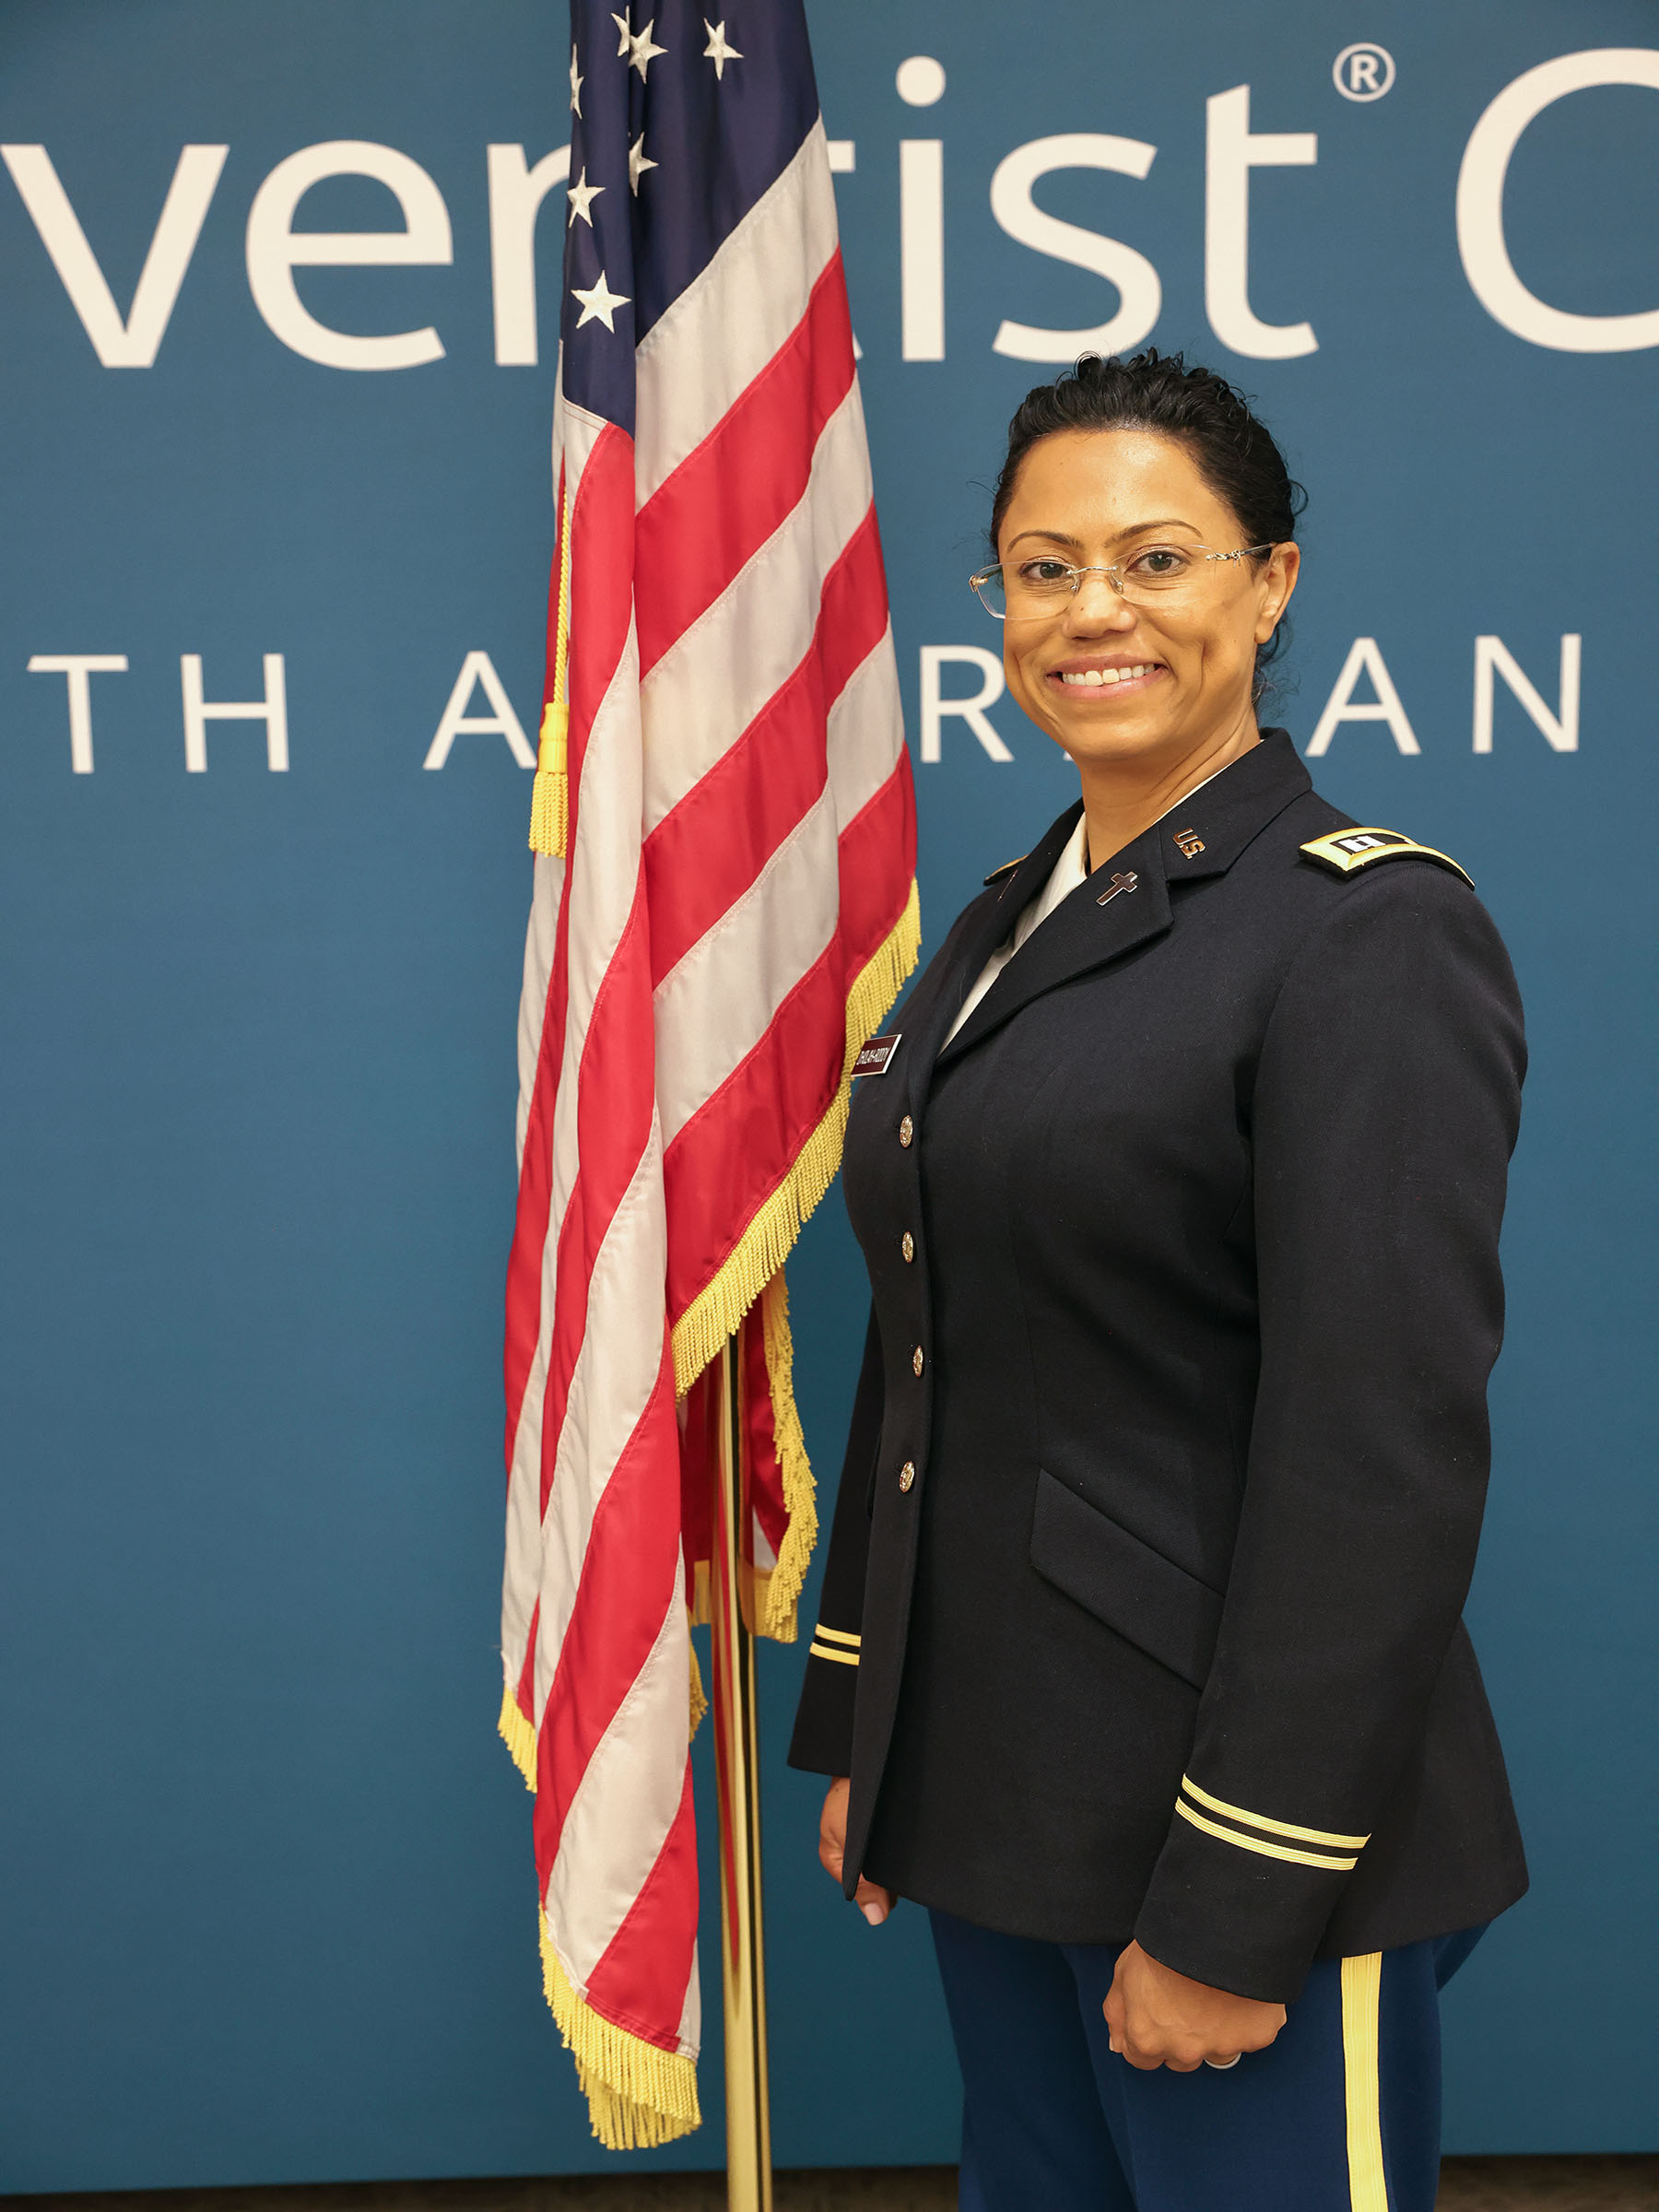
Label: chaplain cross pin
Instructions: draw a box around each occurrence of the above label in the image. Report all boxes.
[1097,871,1139,906]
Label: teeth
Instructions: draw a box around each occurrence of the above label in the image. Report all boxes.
[1057,664,1155,687]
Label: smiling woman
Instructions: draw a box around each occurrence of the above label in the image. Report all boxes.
[970,351,1303,869]
[789,352,1532,2212]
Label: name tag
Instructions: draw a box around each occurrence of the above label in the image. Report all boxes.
[853,1032,902,1077]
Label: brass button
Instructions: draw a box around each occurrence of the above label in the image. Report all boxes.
[899,1114,914,1148]
[900,1231,915,1264]
[899,1461,916,1492]
[912,1345,924,1378]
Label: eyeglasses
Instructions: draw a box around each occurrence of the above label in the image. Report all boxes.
[969,543,1275,621]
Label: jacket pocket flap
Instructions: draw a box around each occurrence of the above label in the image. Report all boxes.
[1030,1469,1222,1690]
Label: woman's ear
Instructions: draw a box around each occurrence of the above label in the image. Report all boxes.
[1256,542,1300,641]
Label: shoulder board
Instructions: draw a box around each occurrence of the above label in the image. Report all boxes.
[982,854,1026,886]
[1300,828,1472,888]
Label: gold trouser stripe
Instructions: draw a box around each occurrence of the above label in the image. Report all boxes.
[1175,1800,1358,1871]
[808,1641,860,1667]
[812,1624,861,1647]
[1342,1953,1389,2212]
[1182,1774,1370,1851]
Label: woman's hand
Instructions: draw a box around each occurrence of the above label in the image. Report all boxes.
[1103,1940,1286,2070]
[818,1777,898,1926]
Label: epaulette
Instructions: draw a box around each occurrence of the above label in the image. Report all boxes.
[983,854,1026,886]
[1300,828,1473,888]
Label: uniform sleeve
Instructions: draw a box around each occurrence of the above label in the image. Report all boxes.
[786,1306,884,1776]
[1133,864,1525,2002]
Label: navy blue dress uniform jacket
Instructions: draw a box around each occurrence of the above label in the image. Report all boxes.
[787,731,1528,2005]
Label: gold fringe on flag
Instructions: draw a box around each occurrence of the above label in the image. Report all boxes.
[529,484,573,858]
[758,1271,817,1642]
[669,877,922,1398]
[540,1915,703,2150]
[498,1683,538,1792]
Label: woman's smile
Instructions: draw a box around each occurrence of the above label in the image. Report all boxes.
[1047,655,1167,697]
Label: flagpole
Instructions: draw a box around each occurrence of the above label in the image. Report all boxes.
[712,1331,774,2212]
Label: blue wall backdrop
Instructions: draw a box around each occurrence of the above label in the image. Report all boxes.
[2,0,1654,2188]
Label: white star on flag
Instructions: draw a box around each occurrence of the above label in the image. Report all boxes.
[610,11,630,55]
[629,19,666,77]
[569,44,582,115]
[702,20,742,77]
[629,133,658,193]
[571,270,629,331]
[567,167,604,227]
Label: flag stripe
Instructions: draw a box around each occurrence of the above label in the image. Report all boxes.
[535,1114,673,1703]
[633,122,839,505]
[640,386,873,834]
[661,944,849,1319]
[582,1758,700,2054]
[546,1558,692,1983]
[653,793,841,1152]
[535,432,653,1514]
[635,254,854,676]
[539,876,658,1521]
[643,510,889,985]
[834,756,919,960]
[828,625,908,833]
[535,1333,681,1869]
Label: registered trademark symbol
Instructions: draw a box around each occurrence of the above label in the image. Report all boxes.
[1333,42,1395,101]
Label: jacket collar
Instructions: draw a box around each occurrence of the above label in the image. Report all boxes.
[1152,727,1311,883]
[899,801,1087,1120]
[931,729,1311,1073]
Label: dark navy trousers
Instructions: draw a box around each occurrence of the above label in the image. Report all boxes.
[931,1910,1485,2212]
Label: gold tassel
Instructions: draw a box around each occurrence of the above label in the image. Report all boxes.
[528,700,569,857]
[529,483,573,857]
[539,1916,702,2148]
[670,878,922,1395]
[759,1270,818,1642]
[498,1682,537,1792]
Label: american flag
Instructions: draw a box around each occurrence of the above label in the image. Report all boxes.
[498,0,917,2149]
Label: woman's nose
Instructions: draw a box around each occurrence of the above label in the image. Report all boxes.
[1066,574,1135,630]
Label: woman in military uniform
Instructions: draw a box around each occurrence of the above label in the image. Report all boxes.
[788,351,1526,2212]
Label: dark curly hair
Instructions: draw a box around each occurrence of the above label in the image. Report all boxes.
[989,349,1306,695]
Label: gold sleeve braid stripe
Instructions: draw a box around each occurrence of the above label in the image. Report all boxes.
[809,1623,861,1666]
[1175,1800,1359,1870]
[1175,1777,1367,1870]
[1181,1775,1369,1850]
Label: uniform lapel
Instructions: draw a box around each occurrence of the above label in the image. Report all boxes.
[900,805,1084,1124]
[933,732,1312,1072]
[935,819,1171,1070]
